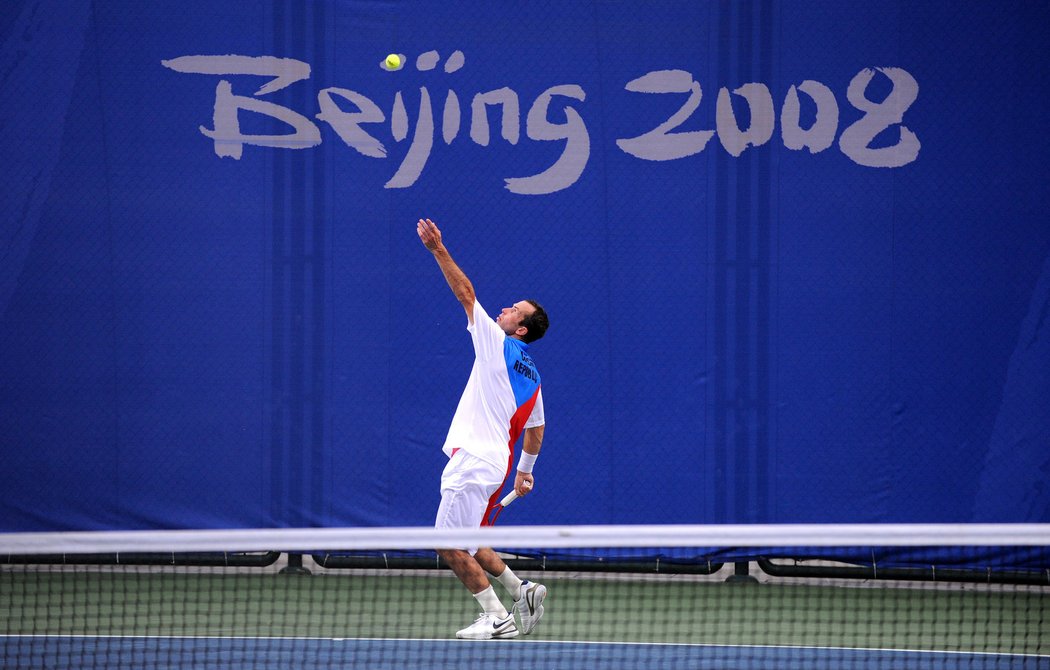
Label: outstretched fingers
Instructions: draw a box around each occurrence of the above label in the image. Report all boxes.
[417,218,442,249]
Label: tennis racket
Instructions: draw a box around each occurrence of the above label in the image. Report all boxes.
[487,482,532,524]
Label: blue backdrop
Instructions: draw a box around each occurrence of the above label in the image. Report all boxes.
[2,1,1048,545]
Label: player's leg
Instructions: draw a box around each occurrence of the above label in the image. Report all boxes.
[435,452,518,639]
[438,548,495,594]
[474,547,515,587]
[476,547,525,598]
[437,547,516,639]
[475,547,547,635]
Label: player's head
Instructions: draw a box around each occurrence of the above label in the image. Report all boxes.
[497,299,549,343]
[520,299,548,343]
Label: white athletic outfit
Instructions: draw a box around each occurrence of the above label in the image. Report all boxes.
[435,300,544,543]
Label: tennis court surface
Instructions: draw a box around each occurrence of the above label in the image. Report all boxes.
[2,636,1047,669]
[3,524,1047,669]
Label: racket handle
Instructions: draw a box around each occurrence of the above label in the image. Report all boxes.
[500,490,520,506]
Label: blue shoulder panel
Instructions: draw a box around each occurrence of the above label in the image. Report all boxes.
[503,339,541,408]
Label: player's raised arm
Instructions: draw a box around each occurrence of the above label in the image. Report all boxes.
[417,218,476,320]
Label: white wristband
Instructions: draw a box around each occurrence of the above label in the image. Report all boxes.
[517,451,538,474]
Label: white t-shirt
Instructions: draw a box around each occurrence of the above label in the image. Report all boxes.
[442,300,545,470]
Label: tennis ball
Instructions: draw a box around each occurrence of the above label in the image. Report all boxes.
[385,53,401,70]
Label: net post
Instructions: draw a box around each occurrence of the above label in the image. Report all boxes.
[279,552,312,575]
[725,560,758,583]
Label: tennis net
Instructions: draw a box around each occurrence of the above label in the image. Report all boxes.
[2,524,1048,669]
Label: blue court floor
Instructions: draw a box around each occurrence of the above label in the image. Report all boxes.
[3,636,1048,669]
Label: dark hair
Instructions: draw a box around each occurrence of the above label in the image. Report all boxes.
[520,299,549,343]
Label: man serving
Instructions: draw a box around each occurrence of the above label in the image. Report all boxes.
[417,217,549,640]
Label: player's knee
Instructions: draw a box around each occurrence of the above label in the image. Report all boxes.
[437,548,468,565]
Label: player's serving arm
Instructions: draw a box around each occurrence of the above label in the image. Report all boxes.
[416,217,550,640]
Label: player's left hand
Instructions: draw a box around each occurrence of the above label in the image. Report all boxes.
[417,218,443,251]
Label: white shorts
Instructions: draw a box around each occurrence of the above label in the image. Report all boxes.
[435,450,507,555]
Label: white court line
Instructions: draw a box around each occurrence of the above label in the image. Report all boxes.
[1,634,1047,659]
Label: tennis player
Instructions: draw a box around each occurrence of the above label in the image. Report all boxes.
[417,217,549,640]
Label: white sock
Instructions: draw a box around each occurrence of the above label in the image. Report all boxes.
[473,585,508,617]
[495,567,524,596]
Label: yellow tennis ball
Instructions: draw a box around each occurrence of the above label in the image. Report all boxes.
[385,53,401,69]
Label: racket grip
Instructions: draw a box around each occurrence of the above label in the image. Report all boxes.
[500,490,520,506]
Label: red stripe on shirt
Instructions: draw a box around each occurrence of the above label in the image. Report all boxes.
[481,386,541,527]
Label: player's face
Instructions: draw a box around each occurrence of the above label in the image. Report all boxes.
[496,300,535,337]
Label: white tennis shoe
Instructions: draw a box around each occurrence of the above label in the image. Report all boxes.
[455,611,519,640]
[513,580,547,634]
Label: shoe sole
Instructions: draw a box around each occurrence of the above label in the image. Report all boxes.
[456,628,519,640]
[456,618,519,640]
[516,583,547,635]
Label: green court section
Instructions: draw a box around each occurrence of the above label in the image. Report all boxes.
[2,570,1046,656]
